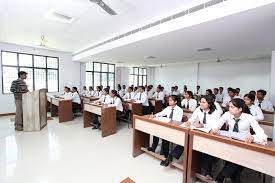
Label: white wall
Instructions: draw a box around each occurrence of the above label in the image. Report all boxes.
[0,42,80,114]
[271,51,275,105]
[154,59,272,102]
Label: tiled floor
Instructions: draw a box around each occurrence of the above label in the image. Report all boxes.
[0,115,182,183]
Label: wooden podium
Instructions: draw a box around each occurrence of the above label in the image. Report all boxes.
[22,89,47,131]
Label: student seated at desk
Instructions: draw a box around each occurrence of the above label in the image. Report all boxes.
[222,88,240,108]
[147,95,183,158]
[61,87,81,113]
[254,89,274,112]
[61,87,72,97]
[181,91,197,111]
[109,90,124,117]
[80,86,89,96]
[94,86,103,98]
[216,87,225,103]
[122,85,127,96]
[244,94,264,121]
[123,87,135,100]
[146,85,154,99]
[97,88,111,104]
[117,85,124,97]
[88,86,95,96]
[173,86,180,96]
[212,98,268,183]
[152,86,165,103]
[161,95,221,168]
[132,86,150,115]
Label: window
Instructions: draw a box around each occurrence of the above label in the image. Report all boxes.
[85,62,115,89]
[1,51,59,94]
[129,67,147,86]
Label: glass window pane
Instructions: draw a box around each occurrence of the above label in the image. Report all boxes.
[19,54,32,67]
[86,62,93,71]
[34,56,46,68]
[94,63,101,72]
[94,72,100,87]
[2,52,17,66]
[47,57,58,69]
[143,76,147,86]
[108,73,114,89]
[101,73,107,88]
[143,68,147,75]
[108,64,115,73]
[134,75,138,86]
[130,68,134,75]
[129,75,133,86]
[139,68,143,75]
[139,75,143,86]
[2,67,18,93]
[86,72,93,87]
[134,68,138,75]
[34,69,46,90]
[19,67,33,91]
[102,64,108,72]
[47,70,58,92]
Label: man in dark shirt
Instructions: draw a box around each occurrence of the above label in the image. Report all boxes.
[10,71,29,131]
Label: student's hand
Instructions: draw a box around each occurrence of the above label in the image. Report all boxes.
[210,128,219,135]
[183,121,191,127]
[194,123,204,128]
[245,135,254,144]
[149,114,155,119]
[261,140,268,145]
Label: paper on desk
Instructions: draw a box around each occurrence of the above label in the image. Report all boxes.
[218,130,246,141]
[153,117,171,123]
[190,124,212,133]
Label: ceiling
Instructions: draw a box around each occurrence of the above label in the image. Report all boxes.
[76,2,275,66]
[0,0,207,52]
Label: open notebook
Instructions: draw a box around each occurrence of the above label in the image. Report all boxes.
[218,130,247,141]
[153,117,171,123]
[180,123,212,133]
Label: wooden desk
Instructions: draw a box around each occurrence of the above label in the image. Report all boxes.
[149,99,162,114]
[123,100,142,120]
[259,120,273,139]
[187,130,275,183]
[81,96,99,103]
[263,111,274,122]
[47,96,73,123]
[133,115,189,183]
[83,102,116,137]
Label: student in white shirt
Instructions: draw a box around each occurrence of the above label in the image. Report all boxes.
[216,87,225,103]
[62,87,72,97]
[181,91,197,111]
[146,86,154,99]
[147,95,183,158]
[244,94,264,121]
[254,89,274,112]
[152,86,165,103]
[62,87,81,113]
[195,85,202,96]
[213,98,268,183]
[88,86,95,97]
[94,86,103,98]
[80,86,89,96]
[168,86,175,96]
[161,95,221,168]
[109,90,124,114]
[122,85,127,96]
[133,87,138,96]
[117,85,124,97]
[96,88,111,104]
[205,89,213,96]
[133,86,150,115]
[123,87,135,100]
[236,88,242,98]
[221,88,240,108]
[60,86,67,96]
[173,86,180,95]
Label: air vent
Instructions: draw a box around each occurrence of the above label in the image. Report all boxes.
[75,0,228,55]
[45,10,74,23]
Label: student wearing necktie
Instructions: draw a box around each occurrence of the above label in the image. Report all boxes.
[122,87,135,100]
[213,98,268,183]
[133,86,150,115]
[254,89,274,112]
[244,93,264,121]
[109,90,123,117]
[94,86,103,98]
[147,95,183,159]
[181,91,197,111]
[88,86,95,97]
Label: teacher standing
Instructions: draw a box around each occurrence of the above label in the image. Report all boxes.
[10,71,29,131]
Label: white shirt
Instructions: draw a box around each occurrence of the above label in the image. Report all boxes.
[248,104,264,121]
[123,92,135,100]
[195,89,202,96]
[189,107,221,129]
[254,99,274,112]
[88,90,95,96]
[216,92,224,102]
[118,90,124,97]
[134,92,149,106]
[152,91,165,103]
[109,97,123,112]
[64,92,81,104]
[63,92,72,97]
[122,89,127,96]
[221,95,241,107]
[94,91,102,98]
[98,94,112,104]
[181,99,197,111]
[80,90,89,96]
[214,102,224,116]
[217,112,267,144]
[147,90,154,99]
[171,90,180,95]
[155,105,183,122]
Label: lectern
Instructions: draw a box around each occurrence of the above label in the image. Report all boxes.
[22,89,47,131]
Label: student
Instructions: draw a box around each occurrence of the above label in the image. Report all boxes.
[117,85,124,97]
[181,91,197,111]
[216,87,225,102]
[133,87,138,96]
[249,90,256,96]
[96,88,111,104]
[195,85,202,96]
[169,86,176,96]
[236,88,242,97]
[80,86,89,96]
[109,90,124,116]
[62,87,72,97]
[147,95,183,158]
[213,98,267,183]
[244,94,264,121]
[213,88,219,102]
[62,87,81,113]
[94,86,102,98]
[123,87,135,100]
[174,86,180,95]
[61,86,67,95]
[205,89,213,95]
[88,86,95,96]
[122,85,127,96]
[254,89,274,112]
[222,88,240,108]
[133,86,150,115]
[152,86,165,103]
[146,86,155,99]
[161,95,221,168]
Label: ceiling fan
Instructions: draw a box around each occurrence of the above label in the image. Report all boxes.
[35,35,57,51]
[89,0,117,15]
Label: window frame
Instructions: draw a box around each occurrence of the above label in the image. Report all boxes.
[130,67,147,86]
[1,50,59,94]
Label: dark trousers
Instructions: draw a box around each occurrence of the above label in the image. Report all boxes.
[216,161,243,183]
[151,136,170,157]
[170,145,184,159]
[142,106,151,115]
[72,102,81,113]
[201,154,217,176]
[92,113,100,126]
